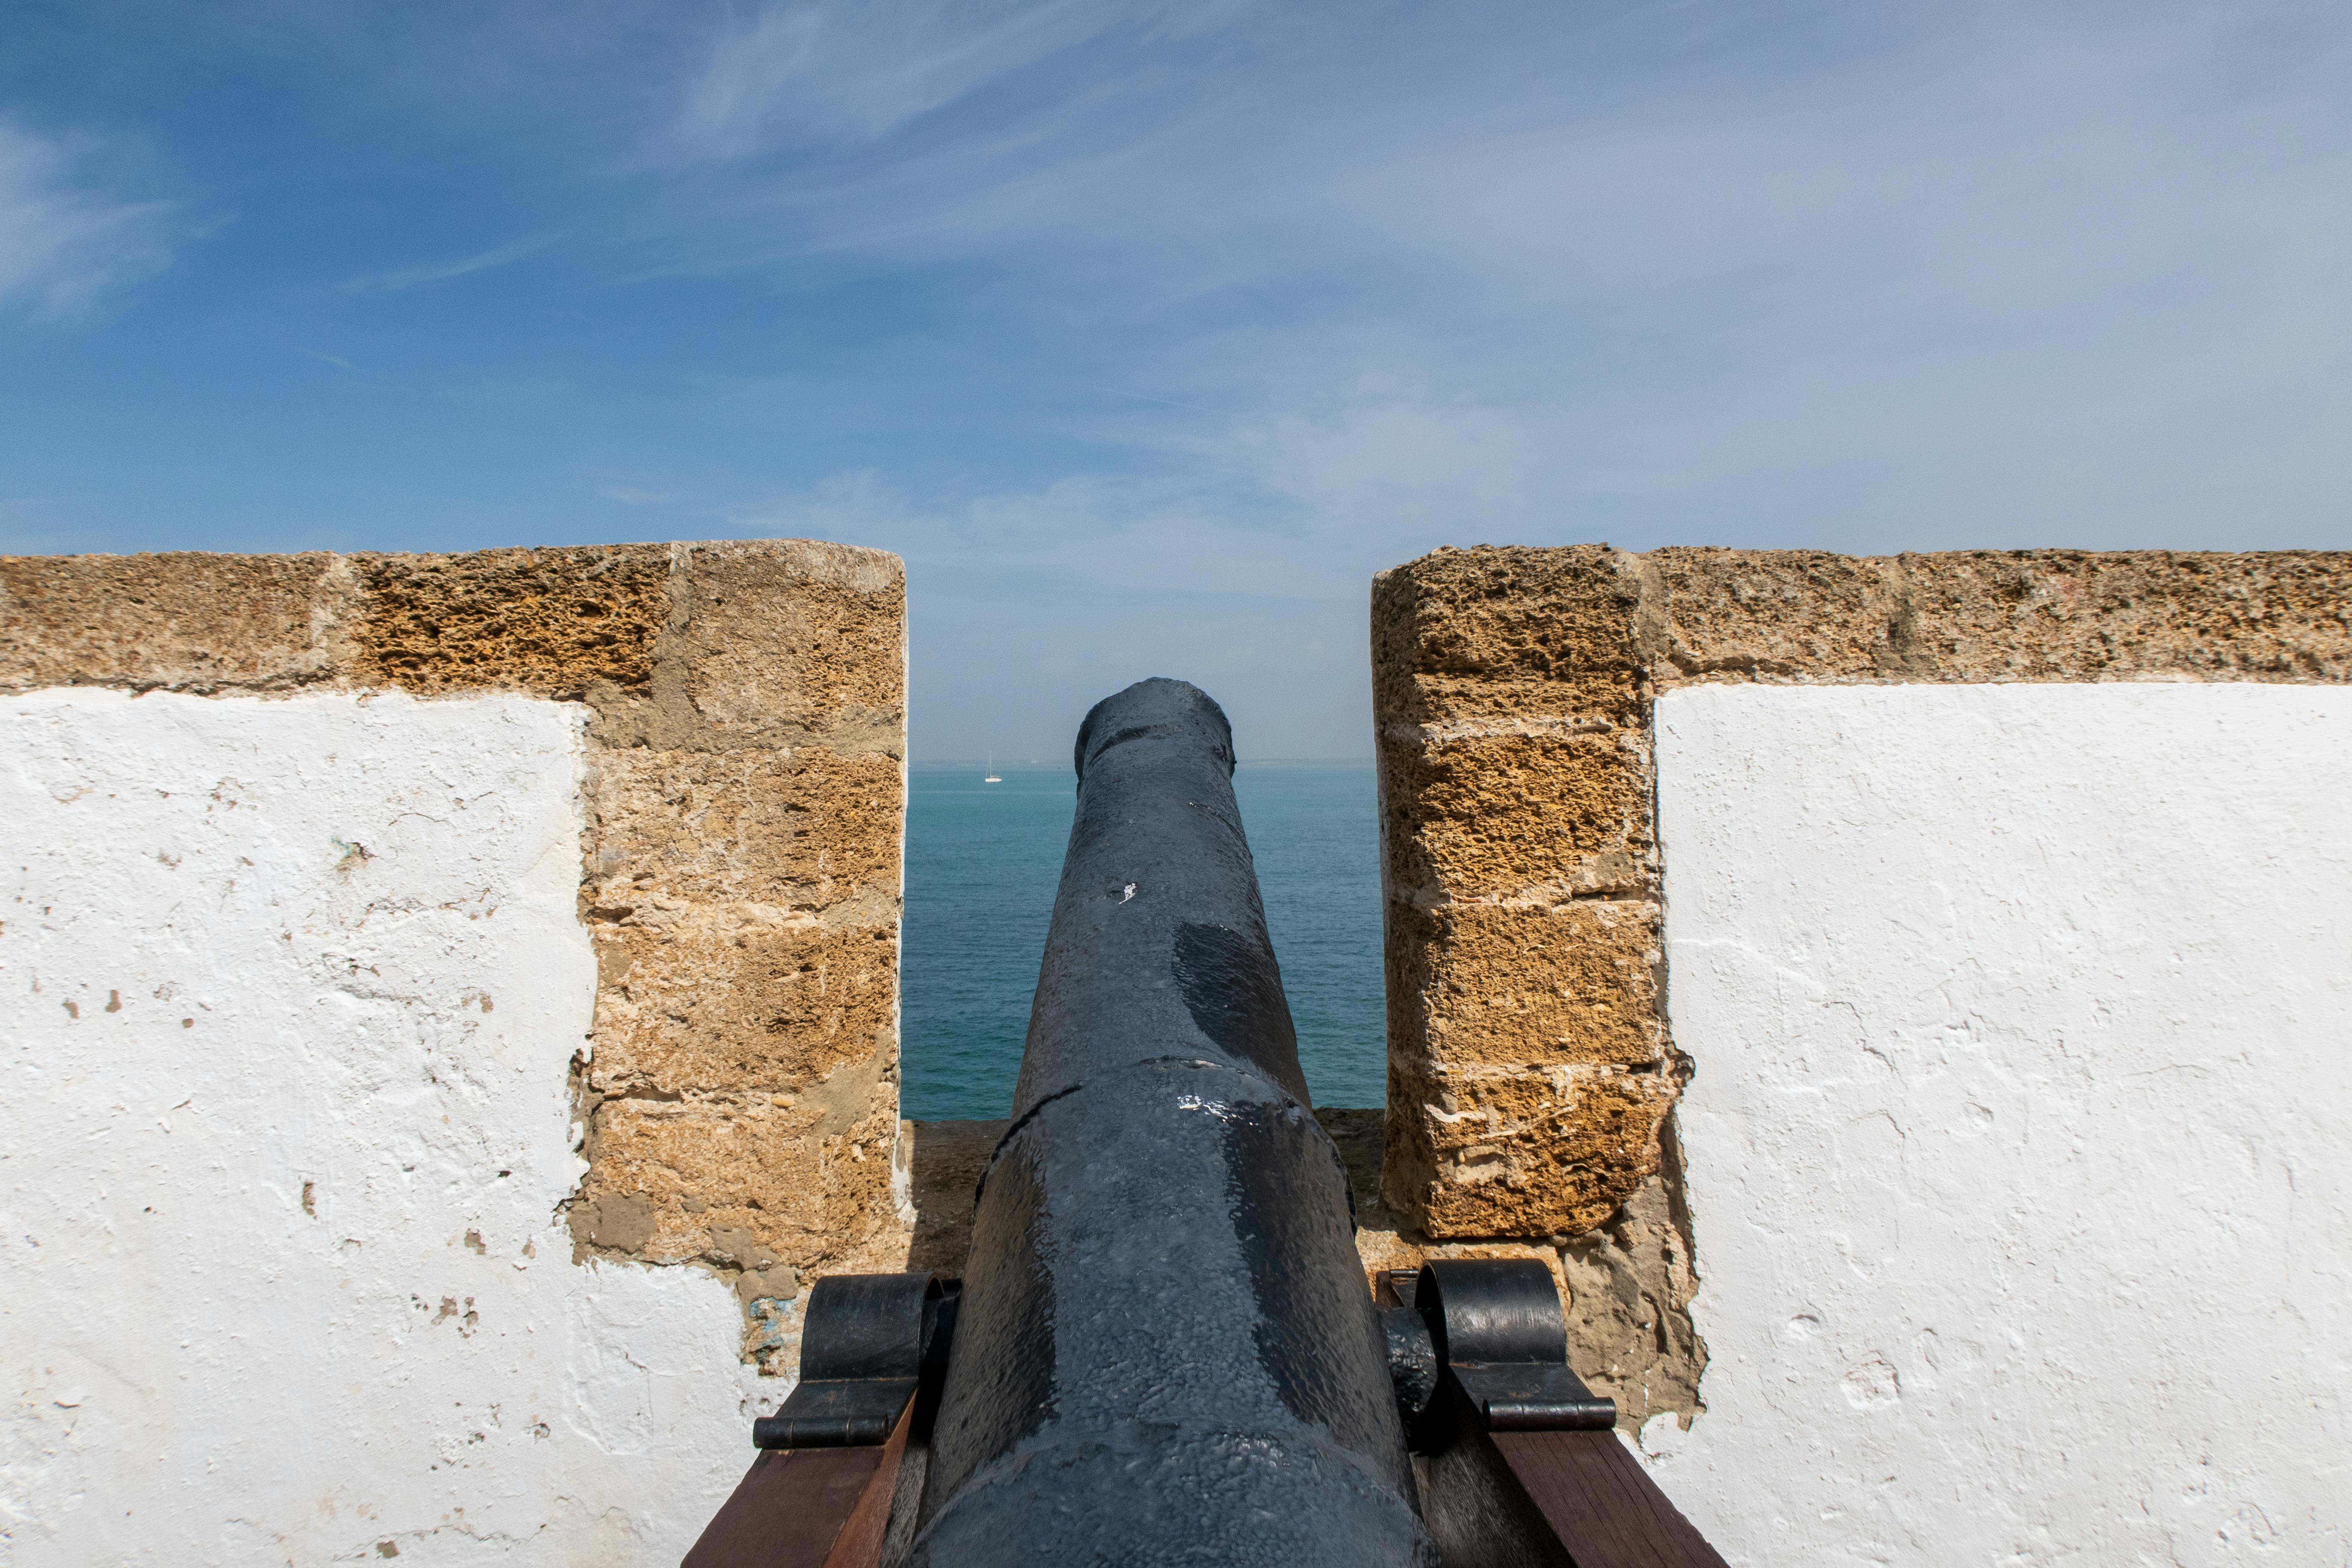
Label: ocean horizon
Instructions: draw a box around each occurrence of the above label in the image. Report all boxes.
[899,758,1386,1120]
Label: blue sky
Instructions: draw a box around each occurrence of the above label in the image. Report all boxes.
[5,1,2349,759]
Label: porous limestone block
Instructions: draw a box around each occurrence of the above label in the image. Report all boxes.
[353,545,672,694]
[1645,545,2352,683]
[1378,729,1650,900]
[1642,546,1895,678]
[574,1089,902,1271]
[0,550,347,690]
[1383,1057,1678,1239]
[1371,543,1642,704]
[551,537,912,1308]
[681,540,907,745]
[584,744,903,911]
[1375,547,1671,1240]
[587,921,899,1099]
[1384,901,1661,1070]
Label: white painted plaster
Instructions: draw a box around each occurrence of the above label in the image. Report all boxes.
[1,691,768,1567]
[1645,684,2352,1565]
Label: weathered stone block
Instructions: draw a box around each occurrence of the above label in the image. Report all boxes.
[1387,901,1662,1069]
[0,551,344,691]
[1380,729,1650,901]
[585,744,901,911]
[1382,1056,1676,1238]
[588,919,897,1098]
[574,1088,900,1268]
[1372,544,1639,698]
[1641,547,2352,688]
[1891,549,2352,681]
[353,545,671,693]
[1646,547,1894,680]
[1375,546,1669,1242]
[682,541,905,744]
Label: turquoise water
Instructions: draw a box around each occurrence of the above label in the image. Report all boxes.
[900,762,1386,1119]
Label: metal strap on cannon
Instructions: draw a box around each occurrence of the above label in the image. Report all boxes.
[1392,1259,1618,1443]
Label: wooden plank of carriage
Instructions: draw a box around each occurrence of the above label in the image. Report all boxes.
[683,1398,913,1568]
[1489,1428,1727,1568]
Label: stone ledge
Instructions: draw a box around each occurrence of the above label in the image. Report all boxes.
[0,551,352,691]
[1645,546,2352,686]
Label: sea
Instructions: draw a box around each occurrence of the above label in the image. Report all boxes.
[899,760,1387,1120]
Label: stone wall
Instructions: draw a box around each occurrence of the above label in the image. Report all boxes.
[1370,545,2351,1428]
[1,542,907,1561]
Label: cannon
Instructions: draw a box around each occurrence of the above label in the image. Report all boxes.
[687,680,1725,1567]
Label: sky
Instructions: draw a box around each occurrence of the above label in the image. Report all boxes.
[4,0,2349,760]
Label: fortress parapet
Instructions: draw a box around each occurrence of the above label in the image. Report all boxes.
[689,679,1722,1568]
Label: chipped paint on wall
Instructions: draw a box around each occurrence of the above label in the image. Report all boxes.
[2,539,916,1364]
[0,690,765,1565]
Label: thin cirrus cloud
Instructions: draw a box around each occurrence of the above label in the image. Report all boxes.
[664,0,1206,160]
[0,119,186,323]
[334,232,563,295]
[635,0,2352,563]
[1274,9,2352,545]
[4,0,2351,757]
[637,1,2352,754]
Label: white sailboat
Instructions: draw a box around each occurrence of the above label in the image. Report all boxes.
[983,750,1002,784]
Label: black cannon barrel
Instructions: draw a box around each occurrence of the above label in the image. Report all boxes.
[909,679,1436,1567]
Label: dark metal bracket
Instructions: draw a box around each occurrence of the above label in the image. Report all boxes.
[1381,1259,1616,1452]
[695,1259,1723,1568]
[751,1273,959,1449]
[1380,1260,1727,1568]
[687,1273,961,1568]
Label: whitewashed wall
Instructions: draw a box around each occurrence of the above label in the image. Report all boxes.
[1646,684,2352,1565]
[1,691,761,1567]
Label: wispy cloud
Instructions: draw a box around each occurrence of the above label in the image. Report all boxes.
[716,389,1544,609]
[669,1,2352,550]
[13,0,2352,753]
[666,0,1204,160]
[283,343,358,371]
[0,120,186,323]
[336,232,560,294]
